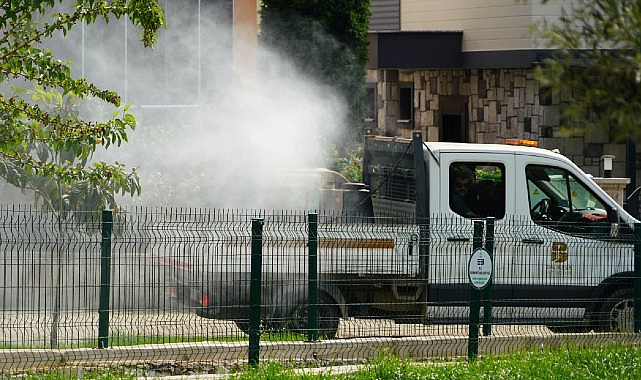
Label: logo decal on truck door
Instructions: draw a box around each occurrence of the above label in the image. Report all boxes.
[551,242,568,263]
[548,242,572,277]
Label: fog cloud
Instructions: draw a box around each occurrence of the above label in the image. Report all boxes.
[52,2,349,209]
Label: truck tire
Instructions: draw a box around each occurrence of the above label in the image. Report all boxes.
[284,292,341,339]
[597,288,634,333]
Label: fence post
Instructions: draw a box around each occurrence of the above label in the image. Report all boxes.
[468,220,484,361]
[248,218,264,367]
[635,222,641,333]
[98,210,113,349]
[308,213,319,341]
[483,217,494,336]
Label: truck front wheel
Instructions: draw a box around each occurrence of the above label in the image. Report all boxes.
[597,288,634,333]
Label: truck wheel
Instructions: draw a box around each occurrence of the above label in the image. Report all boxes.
[284,292,341,339]
[598,288,634,333]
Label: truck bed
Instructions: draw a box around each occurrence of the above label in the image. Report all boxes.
[363,135,419,219]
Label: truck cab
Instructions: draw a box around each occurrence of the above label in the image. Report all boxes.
[363,133,638,332]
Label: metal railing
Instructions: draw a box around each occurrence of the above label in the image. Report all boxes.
[1,205,640,371]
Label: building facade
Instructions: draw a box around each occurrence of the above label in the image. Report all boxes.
[7,1,638,213]
[365,0,636,189]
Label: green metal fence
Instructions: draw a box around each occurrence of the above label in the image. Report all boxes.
[1,205,640,372]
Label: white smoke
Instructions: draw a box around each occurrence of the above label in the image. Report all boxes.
[49,2,349,208]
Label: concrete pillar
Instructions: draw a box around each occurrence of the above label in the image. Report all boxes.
[593,177,631,207]
[233,0,258,72]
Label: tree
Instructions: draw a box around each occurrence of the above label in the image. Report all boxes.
[0,1,165,349]
[260,0,371,138]
[531,0,641,141]
[0,1,165,216]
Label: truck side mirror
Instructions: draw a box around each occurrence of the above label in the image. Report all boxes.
[606,206,620,238]
[606,205,620,237]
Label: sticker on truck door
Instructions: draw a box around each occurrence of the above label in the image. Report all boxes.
[551,242,568,263]
[547,241,572,276]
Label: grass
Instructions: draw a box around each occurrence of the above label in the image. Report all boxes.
[7,344,641,379]
[0,331,312,350]
[232,344,641,380]
[13,368,138,379]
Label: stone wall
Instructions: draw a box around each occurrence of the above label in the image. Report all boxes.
[369,67,631,179]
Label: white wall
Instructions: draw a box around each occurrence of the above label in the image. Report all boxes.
[401,0,566,51]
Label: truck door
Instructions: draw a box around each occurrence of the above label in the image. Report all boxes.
[512,155,634,322]
[427,153,514,318]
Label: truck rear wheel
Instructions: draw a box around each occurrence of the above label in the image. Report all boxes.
[597,288,634,333]
[284,292,341,339]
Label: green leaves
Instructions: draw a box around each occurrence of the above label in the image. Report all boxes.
[330,143,363,182]
[0,0,164,227]
[260,0,370,131]
[533,0,641,142]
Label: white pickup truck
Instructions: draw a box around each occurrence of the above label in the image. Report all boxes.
[183,132,638,337]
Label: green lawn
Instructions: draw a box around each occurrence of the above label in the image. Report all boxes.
[234,345,641,380]
[10,344,641,379]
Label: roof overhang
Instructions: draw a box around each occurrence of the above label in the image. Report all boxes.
[368,31,463,69]
[368,31,549,69]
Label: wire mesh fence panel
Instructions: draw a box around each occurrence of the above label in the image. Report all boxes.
[108,207,255,344]
[0,206,640,372]
[0,205,103,350]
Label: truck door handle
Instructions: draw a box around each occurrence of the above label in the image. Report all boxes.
[522,238,544,244]
[447,237,470,242]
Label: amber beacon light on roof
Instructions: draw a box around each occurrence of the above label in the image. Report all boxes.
[504,139,538,147]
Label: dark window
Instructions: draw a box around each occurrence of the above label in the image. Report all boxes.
[440,95,467,142]
[442,114,463,142]
[399,82,413,121]
[449,162,505,219]
[524,117,532,132]
[539,86,553,106]
[365,85,376,121]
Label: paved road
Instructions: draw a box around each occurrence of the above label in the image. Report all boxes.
[0,311,552,347]
[2,312,640,374]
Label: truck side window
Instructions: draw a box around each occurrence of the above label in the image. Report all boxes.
[449,162,505,219]
[525,164,612,238]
